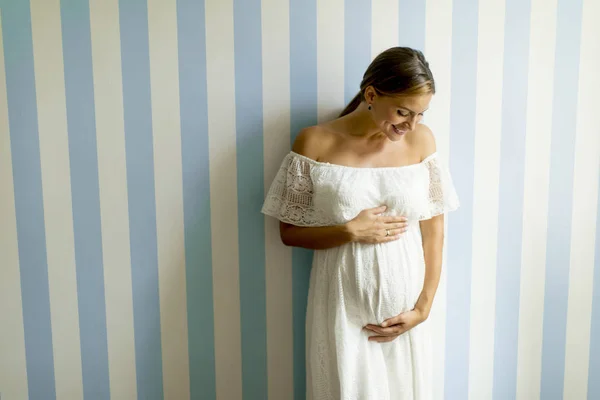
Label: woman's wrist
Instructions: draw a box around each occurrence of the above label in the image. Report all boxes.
[414,293,434,319]
[414,303,431,319]
[342,221,358,243]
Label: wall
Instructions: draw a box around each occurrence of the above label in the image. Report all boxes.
[0,0,599,399]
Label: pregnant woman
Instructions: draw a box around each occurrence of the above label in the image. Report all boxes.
[262,47,459,399]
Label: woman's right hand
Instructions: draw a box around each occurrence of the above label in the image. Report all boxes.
[345,206,408,244]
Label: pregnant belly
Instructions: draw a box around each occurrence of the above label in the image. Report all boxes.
[337,241,419,326]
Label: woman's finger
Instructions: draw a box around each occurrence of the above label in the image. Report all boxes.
[364,324,403,336]
[381,228,404,237]
[370,205,388,215]
[385,222,408,230]
[376,235,400,244]
[382,220,407,228]
[368,335,398,343]
[375,226,407,239]
[381,215,407,224]
[391,227,407,235]
[380,227,405,238]
[367,325,410,339]
[381,315,404,327]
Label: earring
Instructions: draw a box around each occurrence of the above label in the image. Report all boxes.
[368,104,372,110]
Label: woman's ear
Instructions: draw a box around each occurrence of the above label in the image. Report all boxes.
[363,86,377,104]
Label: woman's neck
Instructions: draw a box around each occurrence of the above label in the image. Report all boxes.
[338,102,382,138]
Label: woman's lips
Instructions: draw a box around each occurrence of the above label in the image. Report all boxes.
[392,124,407,135]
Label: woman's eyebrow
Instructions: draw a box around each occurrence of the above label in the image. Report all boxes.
[398,106,429,114]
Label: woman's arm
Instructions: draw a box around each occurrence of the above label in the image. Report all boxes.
[278,126,357,250]
[412,123,444,317]
[279,222,353,250]
[414,214,445,317]
[279,205,408,250]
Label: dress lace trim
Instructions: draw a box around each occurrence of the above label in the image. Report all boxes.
[418,154,460,220]
[261,153,333,226]
[262,152,459,226]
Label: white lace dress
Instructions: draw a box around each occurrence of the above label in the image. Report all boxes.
[262,151,459,400]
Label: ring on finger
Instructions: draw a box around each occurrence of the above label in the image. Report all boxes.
[385,229,390,237]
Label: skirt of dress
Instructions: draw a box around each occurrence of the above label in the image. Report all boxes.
[305,227,433,400]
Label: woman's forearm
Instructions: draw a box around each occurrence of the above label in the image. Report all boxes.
[415,215,445,317]
[279,222,354,250]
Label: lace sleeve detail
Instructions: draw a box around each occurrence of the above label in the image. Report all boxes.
[418,153,460,220]
[261,153,332,226]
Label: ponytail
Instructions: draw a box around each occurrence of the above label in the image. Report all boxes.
[338,92,362,117]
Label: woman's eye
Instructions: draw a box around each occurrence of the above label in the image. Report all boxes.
[397,110,409,117]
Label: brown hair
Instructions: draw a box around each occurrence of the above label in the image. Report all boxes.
[339,47,435,117]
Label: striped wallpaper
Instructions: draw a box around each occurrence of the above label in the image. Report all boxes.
[0,0,599,399]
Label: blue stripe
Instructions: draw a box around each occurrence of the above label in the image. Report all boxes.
[445,0,478,397]
[589,174,600,400]
[344,0,371,104]
[2,3,56,399]
[233,0,268,399]
[60,1,110,398]
[118,1,164,398]
[492,0,531,397]
[290,0,317,397]
[398,0,426,51]
[540,0,584,397]
[176,0,215,398]
[291,253,314,400]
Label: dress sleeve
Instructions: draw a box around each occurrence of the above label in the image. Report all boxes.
[261,152,332,226]
[418,153,460,220]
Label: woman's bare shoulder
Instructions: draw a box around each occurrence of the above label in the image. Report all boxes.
[407,123,437,161]
[291,125,337,160]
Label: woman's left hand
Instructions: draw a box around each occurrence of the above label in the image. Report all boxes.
[363,309,428,343]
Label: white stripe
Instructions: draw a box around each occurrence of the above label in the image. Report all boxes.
[424,0,452,397]
[424,3,452,162]
[205,0,243,398]
[89,1,138,398]
[563,0,600,396]
[516,0,557,398]
[0,10,30,400]
[317,0,344,123]
[371,0,399,59]
[262,0,294,398]
[29,1,84,398]
[147,1,191,399]
[468,0,505,398]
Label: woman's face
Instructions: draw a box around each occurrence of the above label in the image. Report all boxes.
[365,88,432,142]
